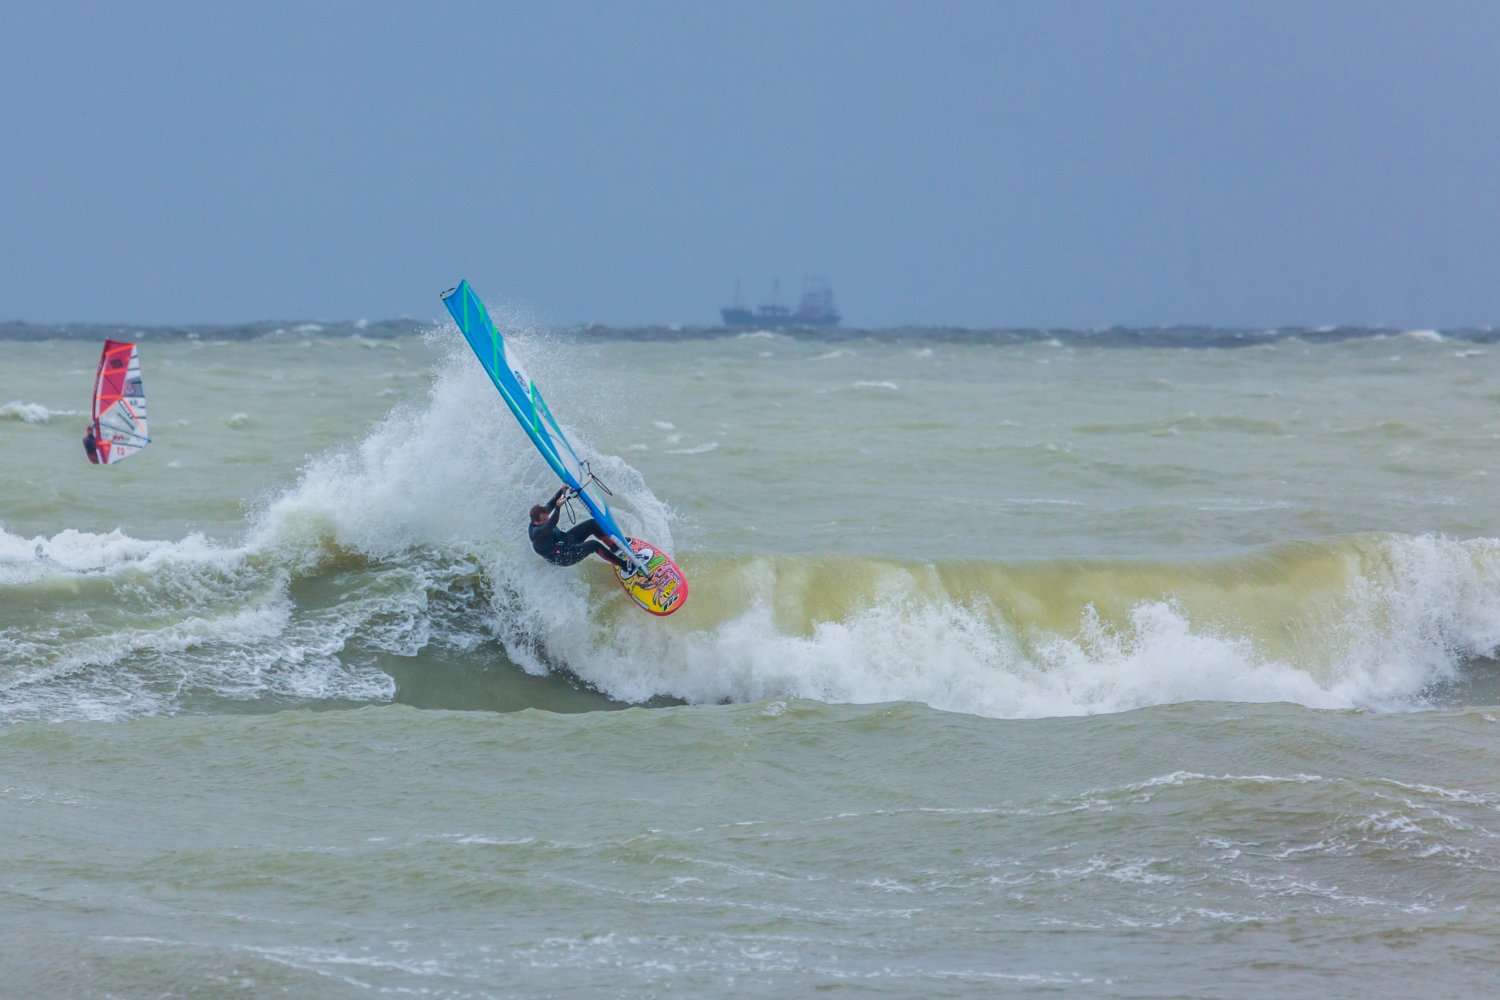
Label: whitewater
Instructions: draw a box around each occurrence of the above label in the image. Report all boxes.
[3,318,1500,997]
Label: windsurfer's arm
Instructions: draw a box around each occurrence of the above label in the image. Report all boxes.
[542,487,567,528]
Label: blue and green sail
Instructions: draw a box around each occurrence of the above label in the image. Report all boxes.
[442,280,639,568]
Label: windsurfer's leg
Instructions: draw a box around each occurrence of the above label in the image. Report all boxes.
[561,519,634,571]
[580,539,629,572]
[562,519,601,547]
[582,523,629,562]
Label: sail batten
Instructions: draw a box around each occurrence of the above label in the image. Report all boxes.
[89,339,151,464]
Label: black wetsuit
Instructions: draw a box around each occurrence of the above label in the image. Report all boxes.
[82,427,99,465]
[529,508,611,567]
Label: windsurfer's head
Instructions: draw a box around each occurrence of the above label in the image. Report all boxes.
[530,504,549,523]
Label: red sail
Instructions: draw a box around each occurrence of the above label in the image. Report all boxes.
[89,339,150,465]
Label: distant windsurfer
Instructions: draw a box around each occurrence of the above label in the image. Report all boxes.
[530,486,636,575]
[82,424,100,465]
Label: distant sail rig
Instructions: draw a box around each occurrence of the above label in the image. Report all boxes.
[441,280,646,572]
[88,339,151,464]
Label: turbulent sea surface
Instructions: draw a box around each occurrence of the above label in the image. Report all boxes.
[3,315,1500,997]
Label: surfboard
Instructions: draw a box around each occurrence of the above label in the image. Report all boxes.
[441,280,690,615]
[615,538,689,616]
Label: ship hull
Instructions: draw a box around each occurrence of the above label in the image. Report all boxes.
[721,278,840,327]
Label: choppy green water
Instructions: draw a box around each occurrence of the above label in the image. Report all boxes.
[3,322,1500,996]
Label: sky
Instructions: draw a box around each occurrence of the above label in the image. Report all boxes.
[2,0,1498,329]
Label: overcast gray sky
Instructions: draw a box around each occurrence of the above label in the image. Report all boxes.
[2,1,1497,328]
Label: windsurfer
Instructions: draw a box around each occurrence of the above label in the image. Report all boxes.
[82,424,99,465]
[529,486,636,574]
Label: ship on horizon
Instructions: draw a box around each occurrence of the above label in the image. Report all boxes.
[721,277,841,327]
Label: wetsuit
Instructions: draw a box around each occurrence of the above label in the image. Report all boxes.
[529,506,614,567]
[82,426,100,465]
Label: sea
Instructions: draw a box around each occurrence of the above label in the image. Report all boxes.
[3,314,1500,997]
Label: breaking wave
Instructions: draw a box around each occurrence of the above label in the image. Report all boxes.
[4,332,1500,724]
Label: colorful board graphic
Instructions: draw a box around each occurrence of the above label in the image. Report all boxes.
[614,538,689,616]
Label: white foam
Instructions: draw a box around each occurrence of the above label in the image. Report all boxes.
[0,401,82,424]
[537,535,1500,720]
[0,518,421,721]
[0,599,294,722]
[562,591,1336,717]
[0,525,237,586]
